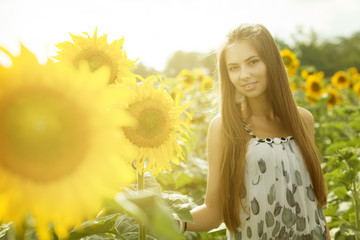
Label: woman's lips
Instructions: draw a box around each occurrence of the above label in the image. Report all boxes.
[242,82,257,91]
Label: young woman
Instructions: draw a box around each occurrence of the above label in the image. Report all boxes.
[181,24,330,239]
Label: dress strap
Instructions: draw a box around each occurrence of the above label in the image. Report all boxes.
[241,119,257,138]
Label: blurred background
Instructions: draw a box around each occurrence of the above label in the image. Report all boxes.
[0,0,360,76]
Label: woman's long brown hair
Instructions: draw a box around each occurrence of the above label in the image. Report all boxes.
[217,24,327,233]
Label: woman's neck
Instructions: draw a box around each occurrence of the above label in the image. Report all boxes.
[247,95,275,120]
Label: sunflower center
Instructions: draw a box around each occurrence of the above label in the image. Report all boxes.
[311,82,321,92]
[338,76,346,83]
[123,99,171,148]
[282,56,292,66]
[204,81,213,90]
[0,89,89,181]
[185,76,193,84]
[328,93,336,104]
[75,49,117,84]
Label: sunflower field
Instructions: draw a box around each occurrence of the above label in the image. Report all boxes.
[0,29,359,240]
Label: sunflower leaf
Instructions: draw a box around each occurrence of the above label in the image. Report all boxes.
[0,223,14,240]
[160,191,195,223]
[68,214,120,240]
[115,191,185,240]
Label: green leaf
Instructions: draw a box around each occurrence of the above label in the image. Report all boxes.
[325,142,349,154]
[115,214,138,236]
[339,224,360,237]
[120,232,156,240]
[174,172,193,189]
[207,223,226,233]
[115,191,185,240]
[80,233,120,240]
[349,119,360,131]
[323,203,338,217]
[0,223,14,240]
[341,169,357,185]
[68,214,119,240]
[333,186,349,199]
[160,191,195,222]
[143,174,162,193]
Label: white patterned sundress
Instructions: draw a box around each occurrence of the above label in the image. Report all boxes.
[226,124,328,240]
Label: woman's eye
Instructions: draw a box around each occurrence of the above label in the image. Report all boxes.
[228,66,239,71]
[249,59,259,65]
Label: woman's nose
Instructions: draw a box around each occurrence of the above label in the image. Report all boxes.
[240,69,250,80]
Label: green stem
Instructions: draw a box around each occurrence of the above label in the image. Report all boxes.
[137,172,146,240]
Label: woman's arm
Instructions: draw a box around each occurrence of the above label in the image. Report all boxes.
[185,115,224,232]
[298,107,331,239]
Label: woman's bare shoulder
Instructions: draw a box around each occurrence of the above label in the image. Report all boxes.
[208,114,223,141]
[297,106,314,125]
[210,114,222,126]
[297,106,315,137]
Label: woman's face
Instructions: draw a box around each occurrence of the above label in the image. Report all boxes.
[225,41,268,100]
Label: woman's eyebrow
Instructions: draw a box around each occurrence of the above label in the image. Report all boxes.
[227,55,259,66]
[245,55,259,61]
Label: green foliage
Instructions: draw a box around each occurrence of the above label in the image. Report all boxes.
[160,191,196,223]
[69,214,120,240]
[133,62,160,78]
[296,80,360,239]
[323,147,360,239]
[156,157,208,206]
[115,191,185,240]
[292,29,360,77]
[163,51,216,77]
[0,223,14,240]
[314,104,360,156]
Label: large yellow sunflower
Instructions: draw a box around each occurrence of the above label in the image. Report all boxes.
[55,28,137,86]
[0,45,135,240]
[116,75,191,175]
[331,71,350,89]
[305,75,325,100]
[280,49,300,77]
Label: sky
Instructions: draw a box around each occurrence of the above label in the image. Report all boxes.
[0,0,360,71]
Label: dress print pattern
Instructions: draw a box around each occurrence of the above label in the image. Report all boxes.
[226,126,328,240]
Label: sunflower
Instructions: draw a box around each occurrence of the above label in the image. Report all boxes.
[290,81,297,92]
[55,28,137,86]
[326,87,341,109]
[354,82,360,99]
[301,69,310,79]
[0,45,135,240]
[194,68,205,82]
[331,71,350,89]
[301,70,324,80]
[117,75,191,175]
[170,85,184,103]
[305,75,325,100]
[200,76,214,91]
[347,67,358,75]
[176,69,196,88]
[280,49,300,77]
